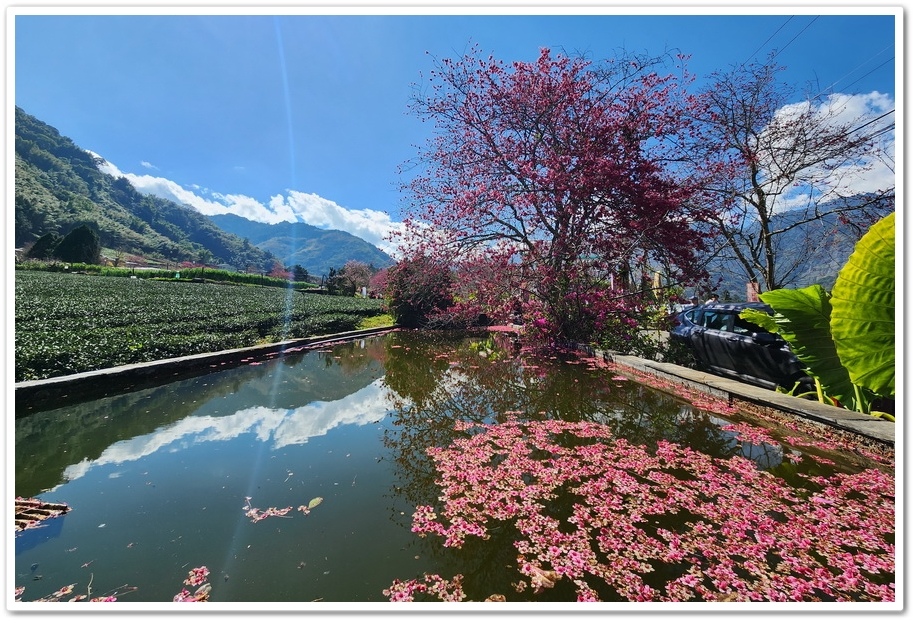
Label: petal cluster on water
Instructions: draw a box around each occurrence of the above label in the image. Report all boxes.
[392,418,894,602]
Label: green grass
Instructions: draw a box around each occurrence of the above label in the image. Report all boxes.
[15,270,386,382]
[358,313,395,329]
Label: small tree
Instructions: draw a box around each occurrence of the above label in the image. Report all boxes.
[54,225,100,264]
[367,267,389,299]
[385,255,454,328]
[268,260,293,280]
[26,232,62,260]
[340,260,372,296]
[291,264,312,284]
[325,267,347,295]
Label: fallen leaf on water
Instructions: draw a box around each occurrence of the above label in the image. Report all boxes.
[193,583,212,601]
[308,497,323,510]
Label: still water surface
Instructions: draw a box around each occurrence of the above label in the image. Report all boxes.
[13,330,886,603]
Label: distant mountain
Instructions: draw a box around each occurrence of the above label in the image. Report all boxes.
[208,213,394,278]
[705,199,894,300]
[14,106,394,277]
[14,106,277,271]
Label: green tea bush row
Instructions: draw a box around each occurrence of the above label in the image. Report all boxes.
[15,261,315,288]
[15,271,385,381]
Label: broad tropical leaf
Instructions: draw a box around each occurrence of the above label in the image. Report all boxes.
[755,286,856,408]
[738,308,778,334]
[829,212,895,397]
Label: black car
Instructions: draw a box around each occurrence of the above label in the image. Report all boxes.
[668,302,813,392]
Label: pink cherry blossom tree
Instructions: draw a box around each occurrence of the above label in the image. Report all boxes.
[367,266,389,298]
[340,259,373,295]
[396,46,715,345]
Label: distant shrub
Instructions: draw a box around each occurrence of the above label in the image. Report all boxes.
[54,224,101,264]
[26,232,62,260]
[385,255,454,328]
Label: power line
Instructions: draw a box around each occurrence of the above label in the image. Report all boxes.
[865,123,895,141]
[808,46,894,100]
[846,109,894,136]
[739,15,890,103]
[841,56,894,92]
[742,16,794,66]
[772,16,820,60]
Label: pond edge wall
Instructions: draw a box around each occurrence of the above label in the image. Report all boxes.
[14,326,399,417]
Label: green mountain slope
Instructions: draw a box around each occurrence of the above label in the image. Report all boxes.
[14,107,394,276]
[14,106,279,271]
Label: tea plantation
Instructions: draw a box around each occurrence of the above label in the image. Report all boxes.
[14,270,386,382]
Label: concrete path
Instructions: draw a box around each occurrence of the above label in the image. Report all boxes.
[603,351,894,447]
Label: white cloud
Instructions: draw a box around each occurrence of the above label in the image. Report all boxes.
[89,152,404,256]
[60,379,391,483]
[270,191,404,256]
[140,160,158,170]
[765,92,895,211]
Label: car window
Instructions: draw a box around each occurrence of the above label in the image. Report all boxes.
[701,311,731,331]
[732,316,765,336]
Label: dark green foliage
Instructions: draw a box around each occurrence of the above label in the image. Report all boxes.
[385,256,454,328]
[291,264,312,284]
[54,224,101,264]
[15,270,386,382]
[26,232,62,259]
[16,261,317,289]
[325,267,353,296]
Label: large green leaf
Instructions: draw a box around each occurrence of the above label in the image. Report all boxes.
[738,308,778,334]
[829,212,895,397]
[754,285,856,407]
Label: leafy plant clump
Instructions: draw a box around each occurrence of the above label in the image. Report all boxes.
[383,255,456,328]
[741,212,894,417]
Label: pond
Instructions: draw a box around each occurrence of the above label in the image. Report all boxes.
[13,329,895,605]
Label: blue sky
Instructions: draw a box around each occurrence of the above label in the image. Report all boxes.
[11,5,899,256]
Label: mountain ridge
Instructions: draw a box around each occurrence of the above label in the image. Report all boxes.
[704,199,894,300]
[14,106,394,276]
[207,213,394,277]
